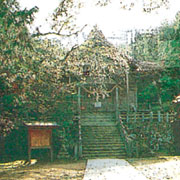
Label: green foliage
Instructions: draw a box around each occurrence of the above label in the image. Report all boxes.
[132,12,180,111]
[0,0,81,158]
[124,116,174,156]
[0,0,39,136]
[5,126,28,160]
[132,31,159,62]
[50,94,78,157]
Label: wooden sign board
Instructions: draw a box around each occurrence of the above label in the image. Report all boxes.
[95,102,101,108]
[29,129,51,147]
[24,122,59,162]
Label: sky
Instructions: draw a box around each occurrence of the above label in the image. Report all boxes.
[18,0,180,45]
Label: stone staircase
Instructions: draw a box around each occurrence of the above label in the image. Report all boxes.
[81,112,126,159]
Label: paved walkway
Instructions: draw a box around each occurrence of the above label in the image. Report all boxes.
[83,159,148,180]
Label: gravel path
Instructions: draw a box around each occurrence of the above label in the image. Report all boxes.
[83,159,148,180]
[134,158,180,180]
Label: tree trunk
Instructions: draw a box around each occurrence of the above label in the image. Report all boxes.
[0,136,5,159]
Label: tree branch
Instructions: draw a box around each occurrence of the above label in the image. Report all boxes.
[32,24,87,38]
[63,44,79,62]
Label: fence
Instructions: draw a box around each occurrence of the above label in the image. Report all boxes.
[119,111,175,123]
[118,111,175,157]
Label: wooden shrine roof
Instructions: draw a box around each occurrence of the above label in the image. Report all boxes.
[67,26,163,74]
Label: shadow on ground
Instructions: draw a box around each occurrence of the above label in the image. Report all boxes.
[0,159,86,180]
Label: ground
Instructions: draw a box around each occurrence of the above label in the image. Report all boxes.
[0,156,180,180]
[129,156,180,180]
[0,160,86,180]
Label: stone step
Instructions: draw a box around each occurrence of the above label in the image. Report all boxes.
[82,114,115,116]
[82,141,123,145]
[81,119,115,121]
[83,144,124,148]
[82,130,118,133]
[83,147,125,151]
[82,155,126,160]
[82,123,116,126]
[80,112,126,159]
[83,131,119,133]
[83,130,118,133]
[82,126,118,130]
[82,135,120,139]
[81,118,115,120]
[81,116,115,119]
[82,142,124,145]
[82,130,119,134]
[82,135,121,138]
[82,134,120,137]
[82,155,126,159]
[82,129,119,132]
[83,149,126,153]
[81,123,116,126]
[82,152,126,158]
[82,141,124,145]
[81,120,116,123]
[82,137,122,141]
[82,153,126,157]
[82,150,126,155]
[82,132,119,135]
[82,139,123,144]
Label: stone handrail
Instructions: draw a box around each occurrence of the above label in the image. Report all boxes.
[117,117,138,157]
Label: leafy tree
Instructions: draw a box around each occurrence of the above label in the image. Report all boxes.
[132,30,159,62]
[0,0,81,136]
[0,0,38,137]
[132,12,180,110]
